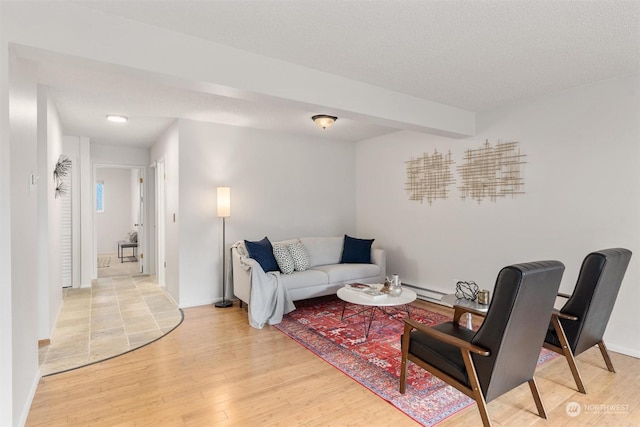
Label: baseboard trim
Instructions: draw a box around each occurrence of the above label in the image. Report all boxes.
[402,283,447,304]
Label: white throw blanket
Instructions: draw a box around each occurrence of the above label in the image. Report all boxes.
[231,241,296,328]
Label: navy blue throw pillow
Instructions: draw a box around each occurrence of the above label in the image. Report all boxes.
[244,237,279,272]
[340,234,374,264]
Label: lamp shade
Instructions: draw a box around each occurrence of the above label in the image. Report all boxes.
[217,186,231,218]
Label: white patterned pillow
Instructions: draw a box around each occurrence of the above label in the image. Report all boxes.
[272,243,294,274]
[289,241,310,272]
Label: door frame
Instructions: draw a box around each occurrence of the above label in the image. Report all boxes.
[155,158,166,287]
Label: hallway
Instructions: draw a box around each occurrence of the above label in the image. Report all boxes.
[97,251,141,278]
[39,274,182,376]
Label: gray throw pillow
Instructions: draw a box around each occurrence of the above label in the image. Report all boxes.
[289,241,310,271]
[272,243,295,274]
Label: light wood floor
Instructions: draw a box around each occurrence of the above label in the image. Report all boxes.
[27,299,640,426]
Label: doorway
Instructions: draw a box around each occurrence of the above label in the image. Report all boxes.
[94,165,145,278]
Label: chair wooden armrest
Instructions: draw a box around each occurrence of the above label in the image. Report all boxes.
[403,318,490,356]
[453,304,488,323]
[557,292,572,299]
[551,308,578,321]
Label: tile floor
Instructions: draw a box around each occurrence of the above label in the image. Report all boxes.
[39,274,182,376]
[97,251,141,278]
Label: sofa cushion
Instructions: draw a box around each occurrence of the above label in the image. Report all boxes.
[313,263,381,283]
[289,241,310,271]
[244,237,279,272]
[340,234,374,264]
[300,237,344,267]
[280,269,329,290]
[272,243,294,274]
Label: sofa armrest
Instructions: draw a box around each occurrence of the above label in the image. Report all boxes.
[232,246,253,305]
[371,248,386,277]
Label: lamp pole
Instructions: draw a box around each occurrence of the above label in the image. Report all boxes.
[215,187,233,308]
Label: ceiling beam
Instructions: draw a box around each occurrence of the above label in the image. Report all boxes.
[3,2,475,138]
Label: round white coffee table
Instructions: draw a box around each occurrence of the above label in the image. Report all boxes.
[337,286,417,338]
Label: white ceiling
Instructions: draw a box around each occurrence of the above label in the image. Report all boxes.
[20,0,640,147]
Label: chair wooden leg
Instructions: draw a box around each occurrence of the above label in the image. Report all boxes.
[528,377,547,419]
[461,350,492,427]
[399,322,411,394]
[598,340,616,373]
[552,316,587,394]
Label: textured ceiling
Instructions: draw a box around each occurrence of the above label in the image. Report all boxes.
[77,0,640,111]
[19,1,640,146]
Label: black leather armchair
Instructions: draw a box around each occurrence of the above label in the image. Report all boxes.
[543,248,632,393]
[400,261,565,427]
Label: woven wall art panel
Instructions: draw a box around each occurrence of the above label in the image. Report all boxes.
[457,140,526,203]
[405,150,455,205]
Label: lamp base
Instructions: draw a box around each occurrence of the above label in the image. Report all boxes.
[214,299,233,308]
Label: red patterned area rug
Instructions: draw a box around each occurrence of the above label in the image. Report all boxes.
[274,295,558,426]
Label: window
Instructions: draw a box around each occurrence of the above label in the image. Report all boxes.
[96,180,104,213]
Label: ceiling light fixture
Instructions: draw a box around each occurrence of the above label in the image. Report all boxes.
[311,114,337,129]
[106,114,128,123]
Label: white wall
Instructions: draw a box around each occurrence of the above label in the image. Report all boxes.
[356,74,640,357]
[8,50,39,426]
[150,120,357,307]
[151,122,180,303]
[36,86,64,342]
[91,143,150,167]
[131,168,141,237]
[0,4,14,423]
[96,167,134,253]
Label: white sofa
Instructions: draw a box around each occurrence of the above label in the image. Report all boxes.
[232,236,386,306]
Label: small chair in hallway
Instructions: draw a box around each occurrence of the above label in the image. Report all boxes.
[400,261,565,427]
[543,248,632,394]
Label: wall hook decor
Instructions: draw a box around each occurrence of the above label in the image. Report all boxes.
[53,155,71,198]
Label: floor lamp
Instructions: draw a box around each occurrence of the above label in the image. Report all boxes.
[215,186,233,308]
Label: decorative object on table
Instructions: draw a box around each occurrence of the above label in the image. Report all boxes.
[405,149,455,205]
[126,230,138,243]
[53,154,71,198]
[346,283,369,291]
[380,277,391,294]
[215,186,233,308]
[457,140,526,203]
[455,280,479,301]
[344,283,386,300]
[388,273,403,297]
[477,289,490,304]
